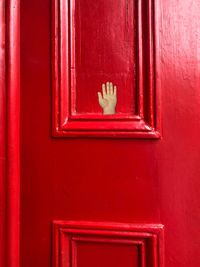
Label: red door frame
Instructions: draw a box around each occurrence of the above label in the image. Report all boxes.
[0,1,20,267]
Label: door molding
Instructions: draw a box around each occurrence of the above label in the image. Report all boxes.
[53,221,164,267]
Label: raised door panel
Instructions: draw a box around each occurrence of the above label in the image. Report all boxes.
[52,0,160,137]
[53,221,164,267]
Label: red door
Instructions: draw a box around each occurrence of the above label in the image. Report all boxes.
[2,0,200,267]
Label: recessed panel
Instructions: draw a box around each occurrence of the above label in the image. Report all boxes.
[75,242,139,267]
[74,0,136,115]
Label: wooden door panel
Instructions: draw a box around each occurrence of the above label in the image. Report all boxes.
[19,1,200,267]
[52,0,160,138]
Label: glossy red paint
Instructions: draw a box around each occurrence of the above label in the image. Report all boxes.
[52,0,160,138]
[6,0,20,266]
[20,0,200,267]
[0,1,20,267]
[0,1,6,266]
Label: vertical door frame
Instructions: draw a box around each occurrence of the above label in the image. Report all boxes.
[0,1,20,267]
[0,1,6,266]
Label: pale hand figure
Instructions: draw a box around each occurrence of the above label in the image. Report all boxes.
[98,82,117,115]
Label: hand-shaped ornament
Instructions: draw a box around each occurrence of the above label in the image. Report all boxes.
[98,82,117,115]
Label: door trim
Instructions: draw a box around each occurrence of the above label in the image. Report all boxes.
[0,1,20,266]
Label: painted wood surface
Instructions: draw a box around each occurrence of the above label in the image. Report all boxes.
[0,1,6,266]
[19,0,200,267]
[0,1,20,267]
[52,0,160,137]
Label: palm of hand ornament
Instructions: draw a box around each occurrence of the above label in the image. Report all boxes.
[98,82,117,115]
